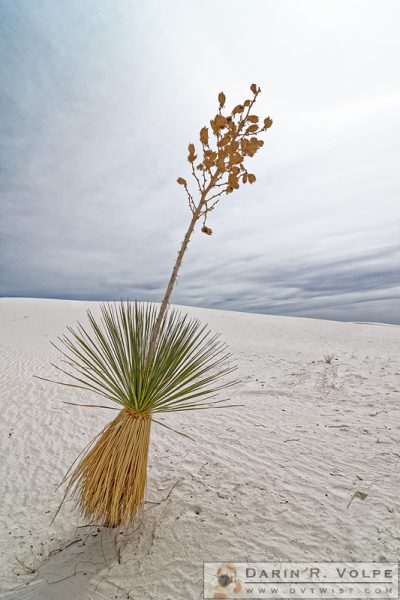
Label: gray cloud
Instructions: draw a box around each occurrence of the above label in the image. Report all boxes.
[1,0,399,324]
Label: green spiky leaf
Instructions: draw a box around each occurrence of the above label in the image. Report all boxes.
[44,302,237,414]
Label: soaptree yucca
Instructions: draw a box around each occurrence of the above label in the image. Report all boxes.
[47,84,272,527]
[52,303,235,526]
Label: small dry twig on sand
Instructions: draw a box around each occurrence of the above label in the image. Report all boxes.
[15,556,36,575]
[324,353,335,364]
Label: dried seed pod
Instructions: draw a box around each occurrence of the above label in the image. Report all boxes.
[230,153,243,165]
[204,150,217,161]
[218,92,226,108]
[200,127,209,145]
[227,121,236,137]
[217,157,226,171]
[250,83,258,93]
[232,104,244,115]
[246,124,259,134]
[248,174,256,184]
[201,225,213,235]
[247,115,259,123]
[263,117,273,129]
[246,139,259,156]
[188,142,197,163]
[228,173,239,189]
[177,177,187,185]
[218,133,231,146]
[214,115,227,128]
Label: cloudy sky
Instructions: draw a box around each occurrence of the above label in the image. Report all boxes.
[1,0,399,323]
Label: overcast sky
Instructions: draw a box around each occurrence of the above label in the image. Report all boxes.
[1,0,399,323]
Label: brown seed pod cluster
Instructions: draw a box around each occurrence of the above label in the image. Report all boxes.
[201,225,213,236]
[177,83,273,233]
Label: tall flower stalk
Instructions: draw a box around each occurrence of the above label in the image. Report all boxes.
[150,83,272,350]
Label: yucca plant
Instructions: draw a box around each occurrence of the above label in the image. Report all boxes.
[52,303,235,526]
[46,84,272,527]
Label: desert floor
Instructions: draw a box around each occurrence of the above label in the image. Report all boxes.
[1,298,399,599]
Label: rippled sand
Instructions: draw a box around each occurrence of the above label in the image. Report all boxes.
[1,298,399,599]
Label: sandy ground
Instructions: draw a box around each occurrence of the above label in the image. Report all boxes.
[0,297,399,599]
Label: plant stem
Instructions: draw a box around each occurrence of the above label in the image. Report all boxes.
[149,170,220,353]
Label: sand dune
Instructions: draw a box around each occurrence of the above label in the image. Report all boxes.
[1,298,399,599]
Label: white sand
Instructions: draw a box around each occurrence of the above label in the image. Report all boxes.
[1,298,399,599]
